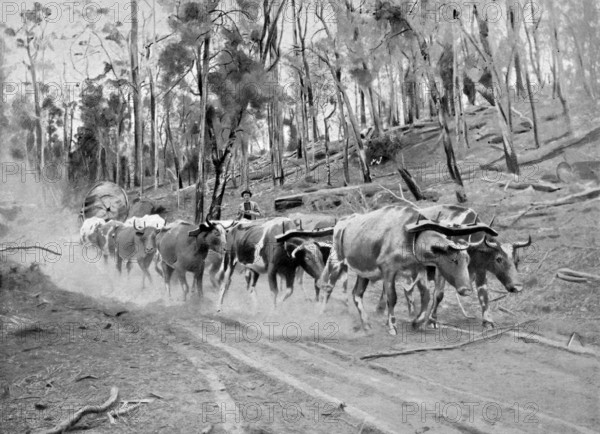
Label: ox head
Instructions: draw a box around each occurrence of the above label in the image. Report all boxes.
[134,220,159,255]
[416,231,484,296]
[283,237,330,280]
[477,234,531,293]
[188,218,227,254]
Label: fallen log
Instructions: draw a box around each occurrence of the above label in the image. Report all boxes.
[502,182,562,192]
[0,245,62,256]
[556,268,600,282]
[530,187,600,209]
[360,322,529,360]
[481,125,600,171]
[37,386,119,434]
[274,183,406,211]
[397,168,424,200]
[557,272,588,283]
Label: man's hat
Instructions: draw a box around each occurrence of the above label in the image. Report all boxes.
[241,190,253,197]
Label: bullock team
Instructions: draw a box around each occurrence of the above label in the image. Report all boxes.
[79,200,531,335]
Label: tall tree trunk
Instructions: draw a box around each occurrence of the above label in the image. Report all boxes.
[405,67,417,124]
[272,63,285,186]
[462,11,520,174]
[418,38,467,202]
[506,0,525,97]
[294,1,319,142]
[364,72,382,136]
[63,104,70,181]
[547,0,572,136]
[165,103,182,189]
[456,45,470,149]
[207,107,245,220]
[268,104,276,185]
[563,13,595,99]
[522,56,540,149]
[452,30,467,154]
[130,0,143,194]
[523,3,543,91]
[315,11,353,184]
[151,0,159,189]
[150,72,158,190]
[385,62,396,127]
[397,61,405,125]
[298,94,309,170]
[25,43,43,172]
[336,74,350,185]
[68,105,74,181]
[241,136,249,190]
[323,103,336,186]
[291,0,308,170]
[359,89,367,129]
[472,6,496,106]
[195,36,210,223]
[529,0,543,87]
[319,55,371,183]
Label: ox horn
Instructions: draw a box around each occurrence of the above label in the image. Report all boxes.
[291,244,303,259]
[513,235,532,249]
[489,215,496,228]
[484,236,500,249]
[466,236,485,249]
[448,240,469,251]
[133,219,144,231]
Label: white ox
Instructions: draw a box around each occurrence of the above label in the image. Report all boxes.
[80,217,105,244]
[125,214,166,230]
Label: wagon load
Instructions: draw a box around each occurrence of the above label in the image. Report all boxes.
[79,181,129,222]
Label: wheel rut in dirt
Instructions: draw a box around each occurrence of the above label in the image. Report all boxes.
[167,310,599,434]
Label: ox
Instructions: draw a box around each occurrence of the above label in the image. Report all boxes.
[290,214,346,301]
[114,221,159,288]
[318,206,494,335]
[125,214,166,230]
[377,205,532,327]
[93,220,123,265]
[155,219,227,300]
[80,217,105,244]
[216,217,329,312]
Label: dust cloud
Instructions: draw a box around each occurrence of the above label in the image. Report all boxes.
[1,160,361,339]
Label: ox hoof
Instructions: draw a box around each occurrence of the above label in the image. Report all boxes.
[388,325,398,336]
[427,321,439,330]
[363,322,372,331]
[482,320,495,329]
[411,320,423,330]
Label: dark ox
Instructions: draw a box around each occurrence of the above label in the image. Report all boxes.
[378,204,531,327]
[217,217,328,312]
[155,219,226,300]
[114,221,159,288]
[290,214,343,301]
[318,206,489,335]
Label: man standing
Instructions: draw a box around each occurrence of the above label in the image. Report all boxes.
[237,190,263,220]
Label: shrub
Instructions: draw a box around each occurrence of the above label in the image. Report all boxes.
[365,135,402,165]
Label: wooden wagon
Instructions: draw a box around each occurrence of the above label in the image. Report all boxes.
[79,181,130,222]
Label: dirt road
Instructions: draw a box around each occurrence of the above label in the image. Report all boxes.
[2,250,598,433]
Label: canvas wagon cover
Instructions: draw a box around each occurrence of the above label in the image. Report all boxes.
[81,181,129,222]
